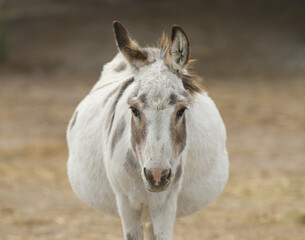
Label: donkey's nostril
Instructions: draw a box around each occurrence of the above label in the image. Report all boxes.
[143,167,152,180]
[167,168,172,180]
[161,168,172,181]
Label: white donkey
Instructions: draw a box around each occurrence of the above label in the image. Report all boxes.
[67,21,229,240]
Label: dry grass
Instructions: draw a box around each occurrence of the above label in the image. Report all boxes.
[0,75,304,240]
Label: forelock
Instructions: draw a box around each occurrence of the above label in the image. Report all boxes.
[132,63,190,111]
[140,34,205,94]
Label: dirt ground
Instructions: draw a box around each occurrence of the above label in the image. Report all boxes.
[0,1,305,240]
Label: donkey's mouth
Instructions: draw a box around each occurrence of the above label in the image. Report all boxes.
[147,185,168,193]
[145,180,170,193]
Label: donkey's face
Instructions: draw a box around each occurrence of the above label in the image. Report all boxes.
[113,22,202,192]
[128,64,190,192]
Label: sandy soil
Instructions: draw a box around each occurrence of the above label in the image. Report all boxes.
[0,1,305,239]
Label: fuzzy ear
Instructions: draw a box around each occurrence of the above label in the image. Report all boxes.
[169,25,190,72]
[113,21,149,69]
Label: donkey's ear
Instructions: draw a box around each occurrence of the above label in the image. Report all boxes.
[169,25,190,72]
[113,21,149,69]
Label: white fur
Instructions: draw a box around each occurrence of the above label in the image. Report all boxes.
[67,52,229,240]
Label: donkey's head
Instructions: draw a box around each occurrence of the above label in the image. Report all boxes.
[113,22,203,192]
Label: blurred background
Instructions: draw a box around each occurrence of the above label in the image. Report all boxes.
[0,0,304,239]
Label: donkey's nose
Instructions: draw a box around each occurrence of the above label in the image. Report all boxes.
[143,167,172,189]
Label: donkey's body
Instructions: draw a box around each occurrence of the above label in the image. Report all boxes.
[67,22,229,240]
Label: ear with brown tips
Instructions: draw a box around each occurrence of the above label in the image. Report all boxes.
[169,25,190,72]
[113,21,149,69]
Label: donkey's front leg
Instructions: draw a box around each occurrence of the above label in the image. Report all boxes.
[149,194,177,240]
[116,194,143,240]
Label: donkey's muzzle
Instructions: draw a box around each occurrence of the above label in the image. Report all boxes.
[143,167,172,192]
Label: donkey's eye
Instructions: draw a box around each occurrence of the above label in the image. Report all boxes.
[130,106,140,117]
[176,107,187,120]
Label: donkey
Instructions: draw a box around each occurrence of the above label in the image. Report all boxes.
[67,21,229,240]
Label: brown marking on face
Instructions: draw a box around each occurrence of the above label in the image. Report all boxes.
[173,163,182,184]
[139,94,146,104]
[170,111,187,158]
[170,93,189,107]
[70,110,78,130]
[130,106,147,154]
[114,61,127,72]
[137,93,149,109]
[107,77,134,136]
[124,149,141,174]
[111,118,126,156]
[169,93,178,105]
